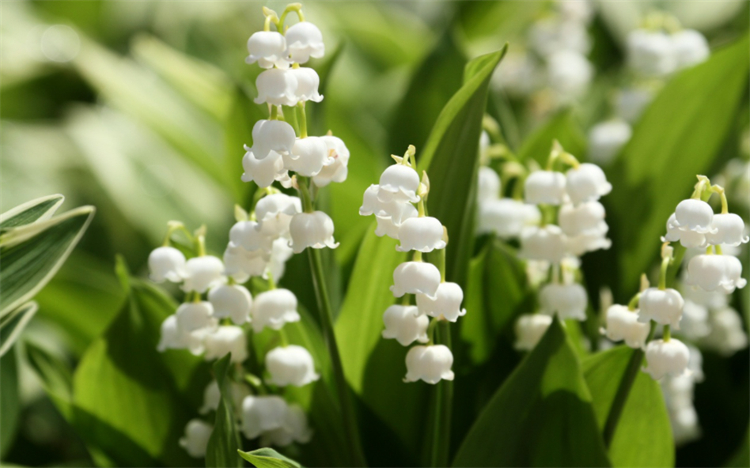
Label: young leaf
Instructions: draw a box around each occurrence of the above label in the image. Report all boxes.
[583,346,674,468]
[238,447,301,468]
[206,354,242,468]
[0,194,64,230]
[452,318,611,467]
[0,301,38,357]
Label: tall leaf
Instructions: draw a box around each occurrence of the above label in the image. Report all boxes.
[238,448,301,468]
[0,348,19,457]
[0,301,38,356]
[0,194,64,229]
[25,341,74,419]
[206,354,242,468]
[452,318,611,467]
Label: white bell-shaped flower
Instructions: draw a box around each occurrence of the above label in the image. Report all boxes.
[176,301,216,332]
[268,237,294,281]
[313,135,350,187]
[565,163,612,204]
[251,120,296,159]
[396,216,446,253]
[254,68,298,107]
[478,167,501,202]
[241,147,285,188]
[375,204,418,240]
[416,282,466,322]
[529,18,591,57]
[284,21,325,64]
[179,419,213,458]
[208,284,252,324]
[604,304,650,348]
[148,246,186,283]
[685,254,747,294]
[679,300,711,341]
[289,211,338,253]
[255,194,302,237]
[682,275,728,309]
[251,288,300,332]
[539,283,588,321]
[246,31,288,69]
[390,261,441,299]
[566,230,612,256]
[181,256,225,293]
[672,29,709,70]
[588,120,632,165]
[229,220,273,254]
[289,67,323,103]
[558,201,607,236]
[672,199,714,233]
[670,405,701,445]
[627,29,677,77]
[265,345,320,387]
[524,170,566,205]
[514,314,553,351]
[359,184,381,216]
[203,326,247,363]
[637,287,684,328]
[643,338,690,380]
[157,315,204,355]
[284,137,328,177]
[404,344,454,384]
[381,305,429,346]
[701,306,748,356]
[519,225,567,262]
[546,49,593,99]
[705,213,748,246]
[199,380,251,415]
[477,198,540,238]
[223,243,267,283]
[241,395,287,439]
[378,164,420,203]
[260,404,313,447]
[664,213,707,248]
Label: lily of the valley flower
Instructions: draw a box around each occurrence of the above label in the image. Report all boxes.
[265,345,320,387]
[539,283,588,321]
[241,395,288,439]
[672,199,715,233]
[705,213,748,246]
[381,305,429,346]
[477,166,501,202]
[643,338,690,380]
[587,119,632,165]
[230,220,274,254]
[179,419,213,458]
[260,404,313,447]
[208,284,252,324]
[203,326,248,363]
[404,344,455,384]
[637,287,684,328]
[176,301,217,332]
[519,225,567,262]
[289,211,338,253]
[284,21,325,64]
[251,120,296,159]
[241,147,286,188]
[254,68,298,107]
[514,314,553,351]
[286,137,329,176]
[378,164,421,203]
[477,199,540,239]
[250,288,300,332]
[685,254,747,294]
[181,256,225,293]
[223,243,268,282]
[312,135,350,187]
[565,163,612,204]
[604,304,650,348]
[416,282,466,322]
[524,170,566,205]
[148,246,186,283]
[290,67,323,103]
[255,193,302,237]
[396,216,446,253]
[246,31,289,69]
[390,261,441,299]
[157,315,205,355]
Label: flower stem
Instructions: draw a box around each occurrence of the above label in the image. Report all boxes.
[297,102,308,138]
[430,319,453,467]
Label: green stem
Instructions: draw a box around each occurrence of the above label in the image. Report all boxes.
[307,247,367,467]
[663,325,671,342]
[297,177,314,213]
[627,293,641,311]
[437,248,446,283]
[658,256,670,290]
[297,102,308,138]
[430,320,453,467]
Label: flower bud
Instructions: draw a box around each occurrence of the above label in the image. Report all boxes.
[604,305,650,348]
[203,326,247,363]
[254,68,298,107]
[477,199,540,238]
[313,135,350,187]
[241,395,288,439]
[519,225,567,262]
[685,254,747,294]
[643,338,690,380]
[381,305,429,346]
[208,284,252,324]
[157,314,204,355]
[627,30,677,77]
[181,256,225,293]
[396,216,446,252]
[705,213,748,246]
[246,31,289,69]
[241,148,285,188]
[255,194,302,237]
[416,282,466,322]
[404,345,455,384]
[671,29,709,70]
[260,404,312,447]
[514,314,553,351]
[673,199,714,233]
[251,120,296,159]
[664,213,707,248]
[284,21,325,64]
[558,201,607,236]
[565,163,612,204]
[149,246,186,283]
[289,211,339,253]
[588,120,632,165]
[524,170,566,205]
[637,287,684,328]
[229,220,273,254]
[390,261,441,299]
[223,243,268,282]
[289,67,323,103]
[176,301,216,332]
[251,288,300,332]
[285,137,328,177]
[478,167,501,202]
[179,419,212,458]
[265,345,320,387]
[540,283,587,321]
[378,164,420,203]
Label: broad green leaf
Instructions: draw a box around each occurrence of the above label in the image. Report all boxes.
[0,193,64,229]
[604,35,750,294]
[0,347,19,457]
[25,340,74,419]
[223,88,263,204]
[206,354,242,468]
[238,448,301,468]
[583,346,674,467]
[517,110,587,165]
[452,318,611,467]
[0,301,37,356]
[422,47,507,287]
[0,206,95,318]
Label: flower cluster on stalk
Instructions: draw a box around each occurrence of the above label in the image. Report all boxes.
[148,3,347,458]
[360,146,463,384]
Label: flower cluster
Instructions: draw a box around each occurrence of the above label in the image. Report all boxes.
[660,345,704,445]
[360,146,463,384]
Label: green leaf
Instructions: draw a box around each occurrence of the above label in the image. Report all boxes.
[223,88,263,204]
[206,354,242,468]
[422,47,507,287]
[25,340,74,419]
[0,347,19,457]
[517,110,587,165]
[583,347,674,468]
[238,448,301,468]
[605,35,750,294]
[0,206,95,318]
[452,318,611,467]
[0,301,37,356]
[0,193,64,229]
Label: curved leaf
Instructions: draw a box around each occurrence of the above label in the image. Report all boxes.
[0,301,37,356]
[0,194,64,229]
[238,448,301,468]
[206,354,242,468]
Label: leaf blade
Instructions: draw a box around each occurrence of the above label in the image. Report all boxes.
[206,354,242,468]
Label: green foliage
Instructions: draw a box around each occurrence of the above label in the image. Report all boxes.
[0,194,64,230]
[453,318,611,467]
[206,354,243,468]
[518,110,587,165]
[0,301,38,356]
[25,341,75,419]
[0,348,20,457]
[238,447,301,468]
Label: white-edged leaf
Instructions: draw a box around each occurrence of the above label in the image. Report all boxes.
[0,301,38,356]
[0,194,64,229]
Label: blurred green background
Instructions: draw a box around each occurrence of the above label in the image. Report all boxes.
[1,1,749,467]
